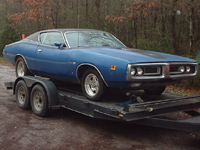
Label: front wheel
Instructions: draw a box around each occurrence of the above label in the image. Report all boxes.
[144,86,166,95]
[81,69,106,101]
[30,85,49,117]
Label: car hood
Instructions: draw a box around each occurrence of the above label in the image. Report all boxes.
[81,47,196,63]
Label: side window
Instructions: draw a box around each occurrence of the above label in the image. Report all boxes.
[40,32,65,46]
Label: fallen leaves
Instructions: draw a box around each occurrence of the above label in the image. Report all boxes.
[166,84,200,96]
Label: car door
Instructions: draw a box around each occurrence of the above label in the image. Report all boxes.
[35,31,69,79]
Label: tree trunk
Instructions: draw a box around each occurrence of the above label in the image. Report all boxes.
[171,0,177,54]
[154,8,158,28]
[95,0,101,29]
[86,0,88,23]
[134,18,138,49]
[161,0,165,39]
[189,0,194,56]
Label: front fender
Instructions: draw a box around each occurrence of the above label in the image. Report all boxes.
[69,50,129,84]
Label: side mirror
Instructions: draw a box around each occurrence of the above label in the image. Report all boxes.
[54,42,62,49]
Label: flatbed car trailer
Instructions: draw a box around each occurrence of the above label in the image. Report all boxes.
[4,76,200,134]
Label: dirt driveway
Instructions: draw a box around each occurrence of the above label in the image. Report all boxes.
[0,64,200,150]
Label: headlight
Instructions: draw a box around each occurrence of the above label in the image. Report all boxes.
[186,66,191,73]
[130,67,136,76]
[136,67,144,76]
[178,66,185,73]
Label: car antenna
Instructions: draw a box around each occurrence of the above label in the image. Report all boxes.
[77,0,80,49]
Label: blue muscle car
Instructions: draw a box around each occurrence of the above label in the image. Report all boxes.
[3,29,198,101]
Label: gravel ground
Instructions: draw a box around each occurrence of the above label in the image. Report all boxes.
[0,64,200,150]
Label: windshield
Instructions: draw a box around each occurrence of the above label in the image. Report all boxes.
[65,31,126,48]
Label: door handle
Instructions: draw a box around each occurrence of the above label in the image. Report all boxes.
[38,49,42,52]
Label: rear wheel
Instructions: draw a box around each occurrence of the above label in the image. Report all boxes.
[16,57,32,77]
[81,69,106,101]
[144,86,166,95]
[15,80,30,109]
[31,85,49,117]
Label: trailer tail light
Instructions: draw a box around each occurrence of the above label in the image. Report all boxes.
[119,114,123,118]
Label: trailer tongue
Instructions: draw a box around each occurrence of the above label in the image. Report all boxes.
[4,76,200,133]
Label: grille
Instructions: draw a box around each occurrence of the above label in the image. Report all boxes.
[170,64,196,75]
[127,62,198,81]
[143,66,161,76]
[170,66,182,74]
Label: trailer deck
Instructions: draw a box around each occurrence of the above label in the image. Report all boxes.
[4,76,200,134]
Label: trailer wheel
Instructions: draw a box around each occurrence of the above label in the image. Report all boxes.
[81,69,106,101]
[15,80,30,109]
[31,84,49,117]
[144,86,166,95]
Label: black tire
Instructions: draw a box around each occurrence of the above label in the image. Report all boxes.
[15,57,32,77]
[81,69,106,101]
[15,80,30,109]
[144,86,166,95]
[30,85,49,117]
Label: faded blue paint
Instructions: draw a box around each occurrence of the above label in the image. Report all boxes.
[3,31,197,88]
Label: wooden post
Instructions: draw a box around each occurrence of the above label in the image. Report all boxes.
[22,34,25,39]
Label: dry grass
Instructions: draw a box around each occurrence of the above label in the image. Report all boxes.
[0,57,14,68]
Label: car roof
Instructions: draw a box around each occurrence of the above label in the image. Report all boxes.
[24,29,105,42]
[41,28,103,33]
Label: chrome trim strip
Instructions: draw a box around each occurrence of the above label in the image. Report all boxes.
[64,31,76,48]
[169,62,198,65]
[76,63,108,86]
[128,63,170,66]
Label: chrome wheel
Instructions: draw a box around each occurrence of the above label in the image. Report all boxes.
[17,61,25,76]
[81,69,106,101]
[33,91,43,111]
[17,86,26,105]
[84,73,99,97]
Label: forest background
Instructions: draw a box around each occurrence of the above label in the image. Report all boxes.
[0,0,200,56]
[0,0,200,94]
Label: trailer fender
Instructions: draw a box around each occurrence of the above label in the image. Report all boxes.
[14,76,59,108]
